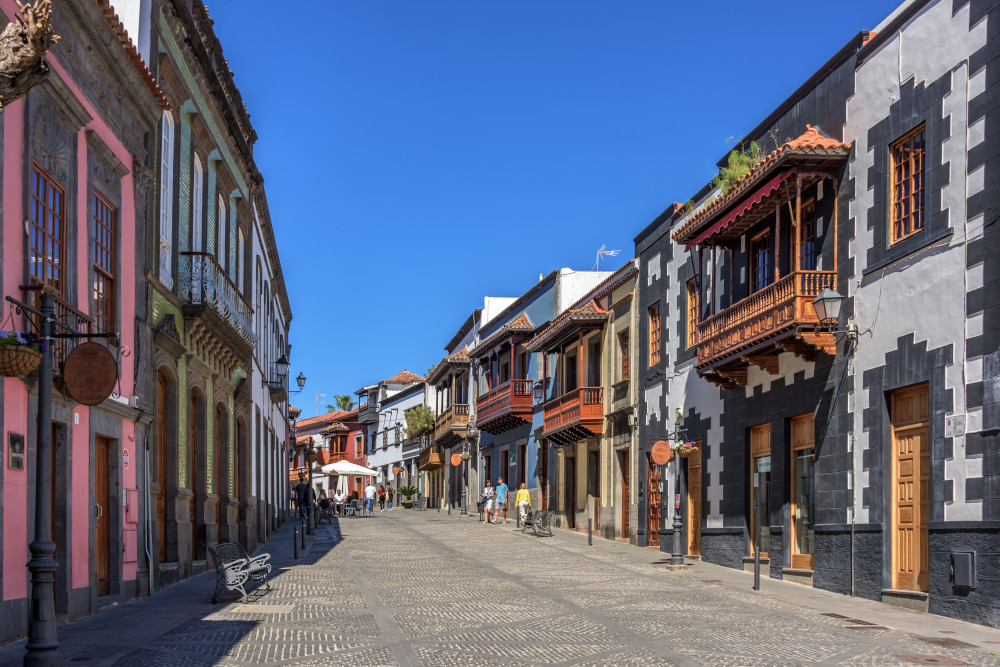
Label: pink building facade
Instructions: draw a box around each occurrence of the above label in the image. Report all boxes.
[0,0,167,643]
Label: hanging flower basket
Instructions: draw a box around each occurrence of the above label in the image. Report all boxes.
[0,341,42,377]
[675,442,698,458]
[304,450,317,463]
[459,453,471,461]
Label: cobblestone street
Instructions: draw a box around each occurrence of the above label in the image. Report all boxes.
[3,511,999,666]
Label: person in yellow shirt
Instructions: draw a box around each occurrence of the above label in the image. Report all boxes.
[515,483,531,524]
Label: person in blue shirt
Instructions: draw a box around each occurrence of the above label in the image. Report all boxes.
[493,477,509,524]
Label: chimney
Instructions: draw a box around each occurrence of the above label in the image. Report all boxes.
[538,272,543,282]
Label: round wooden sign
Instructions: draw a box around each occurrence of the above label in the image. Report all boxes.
[62,342,118,406]
[650,440,673,466]
[450,453,462,466]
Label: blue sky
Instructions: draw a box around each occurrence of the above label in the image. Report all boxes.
[209,0,902,415]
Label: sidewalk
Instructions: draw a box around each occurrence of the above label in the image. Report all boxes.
[0,518,315,666]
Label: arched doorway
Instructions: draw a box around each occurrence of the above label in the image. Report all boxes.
[189,390,203,561]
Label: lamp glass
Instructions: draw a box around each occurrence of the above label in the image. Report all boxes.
[812,288,844,324]
[296,372,307,388]
[533,382,543,402]
[275,354,291,377]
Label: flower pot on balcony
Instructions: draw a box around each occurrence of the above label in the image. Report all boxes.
[0,345,42,377]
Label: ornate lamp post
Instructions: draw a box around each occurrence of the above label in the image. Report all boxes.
[665,409,688,567]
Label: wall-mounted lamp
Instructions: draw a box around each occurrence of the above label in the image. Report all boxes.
[811,288,858,342]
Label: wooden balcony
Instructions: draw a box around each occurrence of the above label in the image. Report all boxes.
[328,450,349,464]
[358,402,378,425]
[475,379,533,435]
[697,270,837,387]
[542,387,604,445]
[418,444,444,471]
[435,404,469,448]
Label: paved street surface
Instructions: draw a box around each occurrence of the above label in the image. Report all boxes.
[2,511,999,666]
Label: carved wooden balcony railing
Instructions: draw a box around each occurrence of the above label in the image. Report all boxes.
[178,253,256,369]
[696,270,837,385]
[418,444,444,471]
[328,450,349,464]
[475,379,533,435]
[288,465,309,482]
[435,403,469,448]
[542,387,603,445]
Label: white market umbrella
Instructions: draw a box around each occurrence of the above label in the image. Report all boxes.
[312,460,379,477]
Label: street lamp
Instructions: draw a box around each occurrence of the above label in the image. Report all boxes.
[290,371,306,395]
[665,408,687,567]
[274,353,290,379]
[811,288,858,343]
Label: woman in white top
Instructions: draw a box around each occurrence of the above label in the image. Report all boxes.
[481,480,495,523]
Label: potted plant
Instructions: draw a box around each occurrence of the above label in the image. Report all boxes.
[397,485,418,508]
[459,452,471,461]
[304,447,318,463]
[675,441,698,458]
[0,329,44,377]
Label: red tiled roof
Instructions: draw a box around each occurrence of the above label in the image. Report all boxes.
[320,422,349,434]
[427,349,471,384]
[672,125,850,245]
[383,370,424,385]
[526,300,609,352]
[96,0,171,110]
[295,410,346,430]
[470,313,535,358]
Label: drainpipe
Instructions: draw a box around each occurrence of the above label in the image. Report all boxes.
[849,429,855,598]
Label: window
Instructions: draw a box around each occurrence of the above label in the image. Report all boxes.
[216,193,226,268]
[191,155,203,251]
[394,424,401,443]
[237,229,245,292]
[790,413,816,570]
[799,201,817,271]
[686,277,701,349]
[648,302,661,366]
[750,231,771,293]
[29,164,66,294]
[890,125,925,244]
[92,193,116,333]
[618,330,629,382]
[354,434,362,459]
[159,114,174,287]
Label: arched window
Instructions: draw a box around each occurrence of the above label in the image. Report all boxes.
[237,229,245,292]
[191,155,203,251]
[159,114,175,287]
[216,193,226,269]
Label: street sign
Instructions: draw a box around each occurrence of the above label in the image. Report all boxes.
[122,448,129,470]
[945,414,966,438]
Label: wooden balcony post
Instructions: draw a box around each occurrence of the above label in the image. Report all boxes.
[774,195,782,284]
[711,245,717,316]
[795,175,802,274]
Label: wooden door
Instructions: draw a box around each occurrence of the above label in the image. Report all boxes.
[750,424,771,557]
[215,405,223,533]
[565,456,576,529]
[687,445,702,556]
[95,435,111,596]
[892,384,929,591]
[790,413,815,570]
[619,451,629,539]
[156,372,168,562]
[189,393,199,561]
[647,453,661,547]
[234,419,242,527]
[541,442,549,510]
[588,449,599,532]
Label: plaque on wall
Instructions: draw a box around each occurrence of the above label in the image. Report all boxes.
[62,342,118,406]
[8,432,25,470]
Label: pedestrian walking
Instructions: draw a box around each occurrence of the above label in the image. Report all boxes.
[493,477,509,524]
[480,480,495,523]
[295,473,311,519]
[515,482,530,524]
[364,481,377,514]
[387,487,394,511]
[378,485,387,511]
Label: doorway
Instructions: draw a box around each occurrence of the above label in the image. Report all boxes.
[891,383,929,592]
[156,372,169,562]
[790,414,816,570]
[619,450,629,539]
[565,455,576,529]
[189,392,201,561]
[750,424,771,557]
[588,449,599,532]
[95,435,111,597]
[647,452,661,547]
[687,444,702,556]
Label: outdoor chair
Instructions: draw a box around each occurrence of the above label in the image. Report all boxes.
[521,509,553,537]
[345,499,359,517]
[318,499,334,525]
[209,542,272,603]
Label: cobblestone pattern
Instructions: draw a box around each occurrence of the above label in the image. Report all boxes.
[4,513,1000,666]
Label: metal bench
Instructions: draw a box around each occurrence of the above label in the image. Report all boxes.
[208,542,272,603]
[521,509,553,537]
[412,495,427,511]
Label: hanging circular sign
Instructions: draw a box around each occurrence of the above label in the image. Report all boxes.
[650,440,673,466]
[62,342,118,406]
[450,453,462,467]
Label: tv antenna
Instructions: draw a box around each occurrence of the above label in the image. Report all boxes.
[314,392,326,416]
[594,244,620,270]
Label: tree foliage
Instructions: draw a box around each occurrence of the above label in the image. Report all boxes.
[712,141,764,195]
[404,404,435,437]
